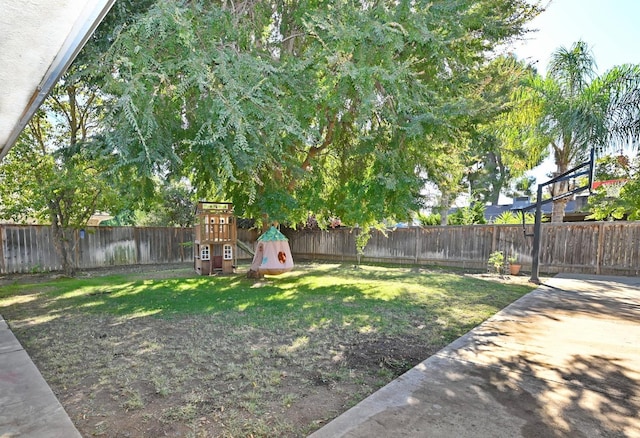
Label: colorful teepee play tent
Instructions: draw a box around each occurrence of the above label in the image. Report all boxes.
[249,226,294,275]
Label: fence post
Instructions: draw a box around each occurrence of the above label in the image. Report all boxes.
[180,228,185,262]
[74,228,80,270]
[491,225,497,253]
[0,225,5,274]
[596,222,605,275]
[414,227,420,264]
[134,227,141,265]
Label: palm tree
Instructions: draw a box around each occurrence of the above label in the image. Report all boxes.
[526,41,640,222]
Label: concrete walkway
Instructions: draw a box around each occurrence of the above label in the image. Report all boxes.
[0,315,81,438]
[310,274,640,438]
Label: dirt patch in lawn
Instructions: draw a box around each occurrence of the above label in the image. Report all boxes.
[14,314,432,437]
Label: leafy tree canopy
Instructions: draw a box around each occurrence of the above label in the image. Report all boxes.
[587,155,640,221]
[104,0,542,228]
[137,178,197,227]
[466,56,548,205]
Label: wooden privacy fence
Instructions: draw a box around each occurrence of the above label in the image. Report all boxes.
[0,225,259,274]
[284,222,640,277]
[1,223,638,276]
[0,225,195,274]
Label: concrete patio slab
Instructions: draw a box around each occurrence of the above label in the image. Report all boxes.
[309,274,640,438]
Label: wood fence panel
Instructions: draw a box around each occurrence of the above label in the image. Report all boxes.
[0,226,4,273]
[41,226,58,270]
[283,223,639,276]
[6,227,24,272]
[285,229,357,261]
[599,223,640,275]
[285,230,310,257]
[627,224,640,271]
[9,227,24,272]
[2,226,61,273]
[136,228,150,263]
[365,228,416,261]
[132,227,186,265]
[539,223,600,274]
[140,228,160,264]
[290,229,315,259]
[333,228,356,259]
[0,225,194,274]
[418,227,449,261]
[493,225,533,265]
[415,226,495,269]
[77,227,137,268]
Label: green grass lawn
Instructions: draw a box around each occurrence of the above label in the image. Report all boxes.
[1,263,532,337]
[0,262,535,437]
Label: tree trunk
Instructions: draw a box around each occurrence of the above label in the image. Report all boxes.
[549,164,570,223]
[439,193,451,226]
[51,221,76,276]
[490,151,507,206]
[551,197,570,223]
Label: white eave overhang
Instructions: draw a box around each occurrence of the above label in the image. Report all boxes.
[0,0,116,161]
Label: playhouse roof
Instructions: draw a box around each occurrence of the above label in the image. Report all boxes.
[257,226,289,242]
[194,201,234,215]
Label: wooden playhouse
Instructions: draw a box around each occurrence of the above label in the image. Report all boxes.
[194,202,237,275]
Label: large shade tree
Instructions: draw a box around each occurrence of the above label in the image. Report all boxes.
[104,0,542,229]
[523,41,640,222]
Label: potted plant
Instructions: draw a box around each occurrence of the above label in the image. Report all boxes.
[508,254,522,275]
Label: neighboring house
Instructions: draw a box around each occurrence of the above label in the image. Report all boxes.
[0,218,38,225]
[485,196,592,222]
[86,213,114,226]
[451,195,593,223]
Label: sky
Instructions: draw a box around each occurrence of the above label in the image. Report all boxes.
[509,0,640,189]
[513,0,640,76]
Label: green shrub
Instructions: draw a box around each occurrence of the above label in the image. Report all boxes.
[416,212,441,226]
[448,203,487,225]
[493,211,535,224]
[488,250,505,274]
